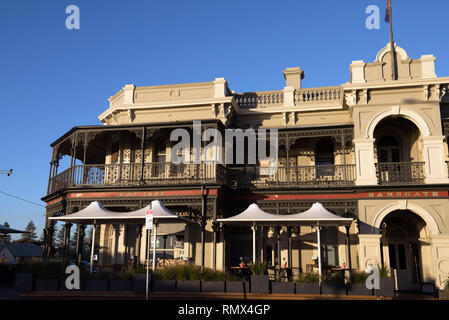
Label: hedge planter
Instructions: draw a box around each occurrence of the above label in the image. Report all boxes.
[109,280,133,291]
[201,281,225,293]
[347,283,373,296]
[133,274,147,293]
[322,283,347,295]
[375,278,395,297]
[35,279,60,291]
[250,275,270,294]
[226,281,249,293]
[152,280,176,292]
[15,273,32,293]
[271,282,295,294]
[439,290,449,299]
[295,282,320,295]
[84,279,109,291]
[177,280,201,292]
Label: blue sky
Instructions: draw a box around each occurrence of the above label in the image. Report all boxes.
[0,0,448,237]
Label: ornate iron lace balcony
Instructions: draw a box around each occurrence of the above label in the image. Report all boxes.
[47,162,226,194]
[376,162,425,185]
[226,164,356,189]
[47,163,356,194]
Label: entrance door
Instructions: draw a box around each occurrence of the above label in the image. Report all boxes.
[388,243,415,291]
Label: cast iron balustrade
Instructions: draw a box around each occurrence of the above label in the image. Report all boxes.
[226,164,356,189]
[376,162,425,185]
[47,162,226,193]
[47,163,357,194]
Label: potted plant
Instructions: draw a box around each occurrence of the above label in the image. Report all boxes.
[321,272,346,295]
[84,272,109,291]
[250,262,270,294]
[200,268,229,293]
[347,271,373,296]
[109,270,134,291]
[271,275,295,294]
[374,264,394,298]
[295,272,320,294]
[176,265,201,292]
[439,275,449,299]
[14,272,33,292]
[152,267,177,292]
[133,266,148,293]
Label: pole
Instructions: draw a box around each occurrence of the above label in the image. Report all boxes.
[316,225,322,289]
[146,228,150,301]
[90,221,96,274]
[252,225,256,264]
[388,0,397,80]
[152,223,158,271]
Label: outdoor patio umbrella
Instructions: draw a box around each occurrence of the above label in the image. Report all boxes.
[217,203,281,263]
[49,200,188,274]
[282,202,353,289]
[0,224,27,234]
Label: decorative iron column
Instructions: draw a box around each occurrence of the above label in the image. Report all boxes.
[63,222,72,260]
[75,224,86,265]
[287,226,292,268]
[136,224,143,267]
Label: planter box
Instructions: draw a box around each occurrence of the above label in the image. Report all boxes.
[375,278,394,297]
[439,290,449,299]
[133,274,148,293]
[84,279,109,291]
[226,281,249,293]
[15,273,32,292]
[152,280,176,292]
[201,281,225,293]
[35,279,60,291]
[322,283,346,295]
[250,275,270,294]
[177,280,201,292]
[271,282,295,294]
[295,282,320,295]
[347,283,373,296]
[109,279,133,291]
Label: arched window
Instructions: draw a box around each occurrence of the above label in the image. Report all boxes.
[315,139,334,177]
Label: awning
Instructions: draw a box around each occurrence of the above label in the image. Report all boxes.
[0,224,27,234]
[217,202,352,226]
[48,200,189,225]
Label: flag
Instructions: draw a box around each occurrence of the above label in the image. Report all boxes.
[385,0,391,23]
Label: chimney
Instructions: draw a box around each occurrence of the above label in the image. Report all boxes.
[283,67,304,89]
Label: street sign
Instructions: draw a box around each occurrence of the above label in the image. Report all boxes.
[145,209,153,230]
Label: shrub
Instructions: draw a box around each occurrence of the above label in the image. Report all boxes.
[444,275,449,290]
[295,272,319,283]
[19,261,66,279]
[378,264,391,279]
[350,271,368,284]
[152,264,237,281]
[250,262,268,276]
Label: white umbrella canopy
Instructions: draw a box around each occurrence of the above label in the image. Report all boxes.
[0,224,27,234]
[217,203,285,226]
[278,202,353,226]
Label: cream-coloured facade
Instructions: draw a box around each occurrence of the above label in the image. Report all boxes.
[42,43,449,291]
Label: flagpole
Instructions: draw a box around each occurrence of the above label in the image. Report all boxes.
[388,0,397,80]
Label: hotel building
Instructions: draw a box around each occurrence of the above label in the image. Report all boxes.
[42,43,449,291]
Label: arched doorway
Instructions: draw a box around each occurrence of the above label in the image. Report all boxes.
[380,210,427,291]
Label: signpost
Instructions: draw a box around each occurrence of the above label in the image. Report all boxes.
[145,207,153,301]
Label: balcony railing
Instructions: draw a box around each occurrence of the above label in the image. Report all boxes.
[234,90,284,108]
[47,163,357,194]
[48,162,225,194]
[226,164,356,189]
[376,162,425,185]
